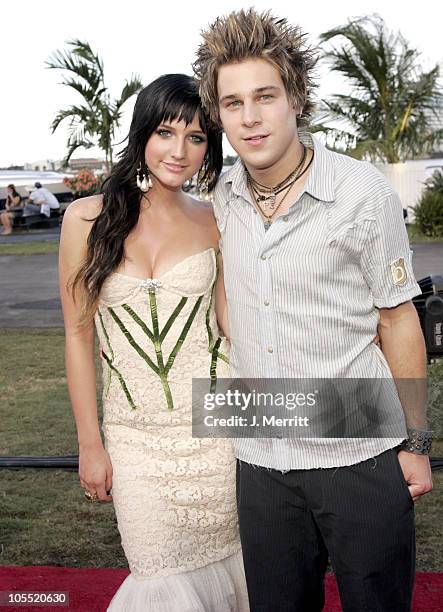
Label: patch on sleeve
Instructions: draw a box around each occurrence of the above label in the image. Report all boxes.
[390,257,408,286]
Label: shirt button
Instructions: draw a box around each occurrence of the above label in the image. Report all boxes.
[260,254,267,261]
[267,347,274,354]
[283,216,289,222]
[264,300,270,306]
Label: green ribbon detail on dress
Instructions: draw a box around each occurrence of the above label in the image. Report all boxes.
[97,309,114,397]
[149,292,174,410]
[205,270,229,369]
[99,262,231,411]
[108,307,159,374]
[100,349,137,410]
[210,337,222,394]
[160,297,188,342]
[121,304,154,342]
[102,294,203,411]
[164,296,204,374]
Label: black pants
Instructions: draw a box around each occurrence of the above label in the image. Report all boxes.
[237,448,415,612]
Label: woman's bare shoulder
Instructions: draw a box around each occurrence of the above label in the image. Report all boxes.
[60,195,103,250]
[187,197,217,225]
[64,194,103,222]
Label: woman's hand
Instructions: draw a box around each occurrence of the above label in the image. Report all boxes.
[79,442,113,502]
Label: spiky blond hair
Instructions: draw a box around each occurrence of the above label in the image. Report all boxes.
[193,8,317,126]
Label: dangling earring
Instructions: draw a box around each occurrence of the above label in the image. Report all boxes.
[197,163,211,201]
[136,163,152,193]
[198,177,211,201]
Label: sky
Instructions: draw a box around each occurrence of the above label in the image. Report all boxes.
[1,0,442,167]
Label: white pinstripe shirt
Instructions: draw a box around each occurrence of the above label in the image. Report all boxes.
[213,132,422,470]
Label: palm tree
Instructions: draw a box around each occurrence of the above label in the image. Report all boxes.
[47,40,142,168]
[316,16,443,163]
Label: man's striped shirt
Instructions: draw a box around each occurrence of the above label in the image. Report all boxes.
[213,131,422,470]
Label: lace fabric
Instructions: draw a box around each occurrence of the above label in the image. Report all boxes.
[93,249,248,610]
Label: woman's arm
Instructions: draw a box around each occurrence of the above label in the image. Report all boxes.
[59,196,113,502]
[215,252,230,340]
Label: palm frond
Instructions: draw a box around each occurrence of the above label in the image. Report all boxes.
[48,40,141,167]
[114,75,143,112]
[50,105,93,133]
[319,15,443,162]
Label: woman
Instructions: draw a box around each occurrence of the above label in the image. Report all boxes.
[59,74,249,611]
[1,184,22,235]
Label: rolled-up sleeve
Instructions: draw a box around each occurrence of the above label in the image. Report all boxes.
[360,191,422,308]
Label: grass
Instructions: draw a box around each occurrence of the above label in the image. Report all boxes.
[428,358,443,438]
[0,328,125,567]
[407,224,443,244]
[0,241,59,256]
[0,328,442,569]
[0,470,126,568]
[0,330,90,456]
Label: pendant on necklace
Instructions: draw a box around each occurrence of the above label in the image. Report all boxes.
[256,193,276,209]
[264,219,272,230]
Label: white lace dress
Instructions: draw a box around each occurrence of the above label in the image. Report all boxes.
[94,248,249,611]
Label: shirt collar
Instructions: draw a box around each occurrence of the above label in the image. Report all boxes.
[222,131,336,204]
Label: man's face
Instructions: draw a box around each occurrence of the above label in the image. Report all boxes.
[217,58,298,171]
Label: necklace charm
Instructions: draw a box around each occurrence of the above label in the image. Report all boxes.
[256,193,276,209]
[246,145,313,230]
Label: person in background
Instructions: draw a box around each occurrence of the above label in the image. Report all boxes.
[23,181,60,217]
[0,184,22,235]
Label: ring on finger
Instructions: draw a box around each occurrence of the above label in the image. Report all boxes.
[84,489,99,502]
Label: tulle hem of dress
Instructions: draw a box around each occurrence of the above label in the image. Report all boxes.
[106,550,249,611]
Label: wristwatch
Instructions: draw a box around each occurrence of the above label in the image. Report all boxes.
[399,428,433,455]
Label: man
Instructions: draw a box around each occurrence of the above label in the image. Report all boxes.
[24,182,60,217]
[194,9,433,611]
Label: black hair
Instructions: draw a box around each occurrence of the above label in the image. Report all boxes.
[126,74,222,191]
[71,74,223,321]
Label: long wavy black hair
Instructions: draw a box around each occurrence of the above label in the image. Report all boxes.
[71,74,223,321]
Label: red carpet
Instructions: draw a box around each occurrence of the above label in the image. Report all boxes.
[0,567,441,611]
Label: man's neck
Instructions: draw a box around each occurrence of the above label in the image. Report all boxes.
[244,136,305,187]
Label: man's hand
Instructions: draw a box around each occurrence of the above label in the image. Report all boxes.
[397,450,433,502]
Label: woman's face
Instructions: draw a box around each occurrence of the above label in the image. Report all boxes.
[144,113,208,190]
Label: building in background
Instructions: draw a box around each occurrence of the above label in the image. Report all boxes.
[24,159,60,172]
[377,95,443,220]
[24,157,107,174]
[68,158,107,173]
[376,158,443,221]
